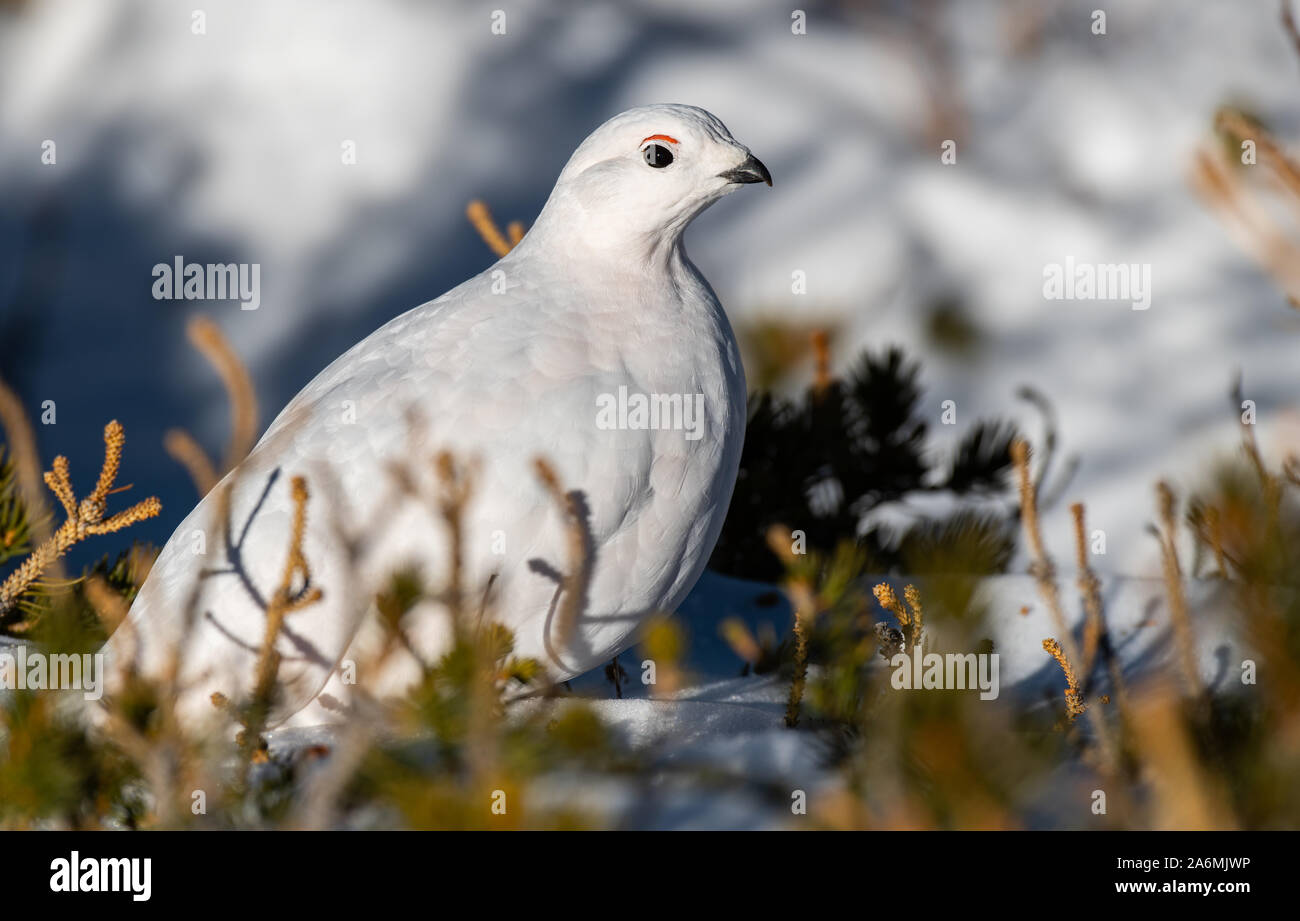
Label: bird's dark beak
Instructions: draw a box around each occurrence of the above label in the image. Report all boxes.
[719,154,772,187]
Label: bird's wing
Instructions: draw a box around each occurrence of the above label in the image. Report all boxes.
[111,266,660,724]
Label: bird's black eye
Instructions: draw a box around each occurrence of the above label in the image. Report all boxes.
[643,143,673,168]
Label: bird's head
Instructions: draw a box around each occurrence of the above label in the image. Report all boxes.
[526,104,771,260]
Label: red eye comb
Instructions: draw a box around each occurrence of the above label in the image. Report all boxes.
[640,134,679,145]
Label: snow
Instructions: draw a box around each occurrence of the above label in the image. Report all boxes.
[4,0,1296,569]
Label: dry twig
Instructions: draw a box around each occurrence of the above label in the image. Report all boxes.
[1012,441,1118,766]
[534,458,592,652]
[233,475,323,759]
[785,608,810,728]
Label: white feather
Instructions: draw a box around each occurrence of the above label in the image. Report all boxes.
[104,104,764,727]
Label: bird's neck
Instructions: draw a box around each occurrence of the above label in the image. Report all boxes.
[515,200,696,279]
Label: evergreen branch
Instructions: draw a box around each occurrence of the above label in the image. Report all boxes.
[0,420,161,619]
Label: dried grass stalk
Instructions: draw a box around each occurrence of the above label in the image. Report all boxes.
[1155,482,1203,698]
[467,200,516,258]
[1070,503,1104,677]
[0,375,51,541]
[164,315,258,495]
[1130,682,1236,829]
[1011,441,1073,652]
[1190,142,1300,302]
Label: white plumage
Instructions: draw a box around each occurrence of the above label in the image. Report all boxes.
[105,104,770,727]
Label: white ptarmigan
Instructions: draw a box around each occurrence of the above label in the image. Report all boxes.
[105,104,770,728]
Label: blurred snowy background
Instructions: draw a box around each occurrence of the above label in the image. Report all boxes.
[6,0,1300,830]
[2,0,1299,582]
